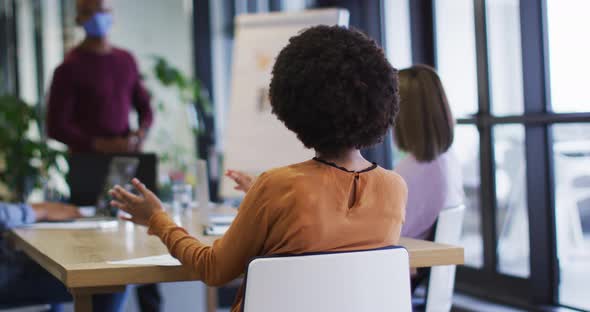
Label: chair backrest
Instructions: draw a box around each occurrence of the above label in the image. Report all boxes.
[425,204,466,312]
[243,246,412,312]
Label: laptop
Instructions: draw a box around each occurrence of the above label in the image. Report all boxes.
[67,153,158,214]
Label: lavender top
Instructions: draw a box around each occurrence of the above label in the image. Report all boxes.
[396,149,464,240]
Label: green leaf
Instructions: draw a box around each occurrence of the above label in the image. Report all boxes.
[0,94,65,199]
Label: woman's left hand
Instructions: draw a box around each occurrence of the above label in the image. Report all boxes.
[109,178,163,226]
[225,170,255,193]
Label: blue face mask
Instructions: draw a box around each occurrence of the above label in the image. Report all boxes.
[83,12,112,38]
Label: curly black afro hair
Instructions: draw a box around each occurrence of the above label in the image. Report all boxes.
[269,25,399,155]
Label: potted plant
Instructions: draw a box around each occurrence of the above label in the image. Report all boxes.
[149,56,216,201]
[0,95,65,202]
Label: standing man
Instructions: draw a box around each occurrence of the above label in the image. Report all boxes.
[47,0,153,153]
[46,1,160,310]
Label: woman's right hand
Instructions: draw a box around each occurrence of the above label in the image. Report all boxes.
[225,170,255,193]
[109,178,164,226]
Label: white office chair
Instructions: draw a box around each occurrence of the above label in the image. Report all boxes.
[423,204,466,312]
[243,246,412,312]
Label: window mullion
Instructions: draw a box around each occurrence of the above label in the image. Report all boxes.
[519,0,558,305]
[474,0,498,273]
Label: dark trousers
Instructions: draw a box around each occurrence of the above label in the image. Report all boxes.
[0,252,127,311]
[136,284,162,312]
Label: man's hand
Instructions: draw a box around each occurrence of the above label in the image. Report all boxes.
[225,170,255,193]
[109,178,164,226]
[93,137,132,153]
[30,202,82,222]
[128,129,146,152]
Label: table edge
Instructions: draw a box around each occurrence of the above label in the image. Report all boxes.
[9,230,465,287]
[8,229,69,284]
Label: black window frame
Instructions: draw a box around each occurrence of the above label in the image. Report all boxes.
[406,0,590,309]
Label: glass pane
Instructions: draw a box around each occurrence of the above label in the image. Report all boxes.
[494,125,530,277]
[41,0,64,91]
[456,125,484,268]
[108,0,197,164]
[486,0,524,116]
[281,0,312,11]
[435,0,478,118]
[384,0,412,69]
[16,0,38,104]
[211,0,234,148]
[553,124,590,310]
[547,0,590,113]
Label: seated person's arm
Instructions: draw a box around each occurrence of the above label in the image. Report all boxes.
[110,176,272,286]
[0,202,37,230]
[0,202,81,230]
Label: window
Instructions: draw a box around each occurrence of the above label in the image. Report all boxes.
[436,0,535,299]
[547,0,590,113]
[383,0,412,69]
[433,0,590,306]
[547,1,590,309]
[435,0,478,118]
[486,0,524,116]
[486,0,530,277]
[494,125,529,277]
[435,0,483,269]
[553,124,590,310]
[455,125,484,268]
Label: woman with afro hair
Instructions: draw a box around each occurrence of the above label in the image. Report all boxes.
[109,25,407,312]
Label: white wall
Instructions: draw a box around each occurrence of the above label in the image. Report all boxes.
[109,0,197,174]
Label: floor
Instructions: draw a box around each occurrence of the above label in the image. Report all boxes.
[452,293,526,312]
[51,291,532,312]
[9,284,584,312]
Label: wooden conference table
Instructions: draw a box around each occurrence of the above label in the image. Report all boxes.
[8,211,464,312]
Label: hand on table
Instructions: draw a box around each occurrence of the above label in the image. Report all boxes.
[109,178,163,226]
[225,170,255,193]
[30,202,82,222]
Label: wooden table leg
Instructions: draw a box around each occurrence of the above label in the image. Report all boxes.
[70,285,126,312]
[207,286,218,312]
[73,293,93,312]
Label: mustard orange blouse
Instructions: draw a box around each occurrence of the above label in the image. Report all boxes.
[148,159,407,312]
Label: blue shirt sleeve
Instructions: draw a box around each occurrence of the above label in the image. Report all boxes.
[0,202,37,231]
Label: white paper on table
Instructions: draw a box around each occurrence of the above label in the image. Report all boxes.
[207,214,236,225]
[107,254,181,266]
[78,206,97,217]
[204,224,231,236]
[24,220,119,230]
